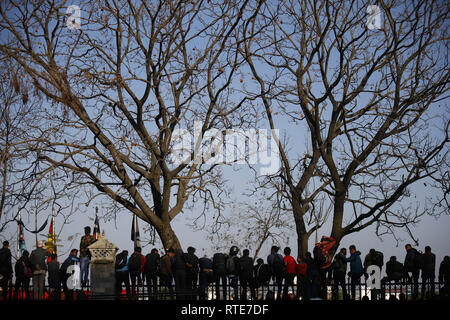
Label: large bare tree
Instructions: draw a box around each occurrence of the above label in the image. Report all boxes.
[0,0,262,249]
[243,0,449,257]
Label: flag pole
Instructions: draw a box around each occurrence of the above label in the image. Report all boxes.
[17,211,21,260]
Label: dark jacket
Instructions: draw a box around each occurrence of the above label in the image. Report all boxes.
[386,259,404,277]
[0,247,13,277]
[47,260,60,288]
[333,253,347,275]
[305,256,319,276]
[423,252,436,274]
[173,250,187,271]
[342,251,364,275]
[29,248,49,272]
[144,252,160,275]
[267,253,284,275]
[185,252,199,274]
[212,253,227,274]
[439,259,450,282]
[60,254,79,277]
[14,255,31,278]
[239,256,254,280]
[227,255,240,276]
[199,257,213,270]
[404,248,419,272]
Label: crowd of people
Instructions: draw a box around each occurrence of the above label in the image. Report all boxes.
[0,230,449,301]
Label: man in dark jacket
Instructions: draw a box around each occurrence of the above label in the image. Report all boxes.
[304,251,320,300]
[342,245,363,300]
[0,241,13,300]
[332,248,348,300]
[144,248,160,299]
[30,240,50,300]
[439,256,450,297]
[267,245,284,300]
[14,250,31,300]
[60,249,80,300]
[254,258,271,297]
[185,246,199,300]
[227,246,240,300]
[421,246,436,299]
[129,247,145,300]
[384,256,404,282]
[198,255,214,300]
[404,244,420,299]
[212,252,227,300]
[47,253,61,300]
[173,249,187,300]
[160,248,174,299]
[363,249,384,300]
[239,249,255,300]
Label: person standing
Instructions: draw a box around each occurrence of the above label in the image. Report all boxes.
[60,249,80,300]
[314,236,336,300]
[198,254,214,300]
[239,249,255,300]
[29,240,49,300]
[267,245,284,300]
[129,247,145,300]
[115,249,130,300]
[341,245,364,300]
[254,258,271,299]
[14,250,32,300]
[160,248,175,299]
[173,249,187,300]
[421,246,436,299]
[439,256,450,297]
[404,244,420,300]
[185,246,199,300]
[212,251,227,300]
[227,246,240,300]
[304,251,320,299]
[144,248,160,299]
[282,247,297,300]
[0,241,13,300]
[295,256,307,300]
[332,248,348,300]
[47,253,61,300]
[79,226,95,287]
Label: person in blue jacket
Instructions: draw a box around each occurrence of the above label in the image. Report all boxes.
[341,245,364,300]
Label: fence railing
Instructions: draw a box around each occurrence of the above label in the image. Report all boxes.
[1,277,447,301]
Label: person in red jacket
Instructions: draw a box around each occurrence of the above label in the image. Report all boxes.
[296,256,308,300]
[315,236,336,299]
[283,247,297,299]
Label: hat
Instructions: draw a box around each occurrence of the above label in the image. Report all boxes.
[37,240,44,248]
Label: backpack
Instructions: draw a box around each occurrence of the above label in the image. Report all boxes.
[272,254,287,275]
[213,253,226,273]
[414,250,425,270]
[257,264,271,283]
[313,245,326,267]
[226,256,237,274]
[373,251,384,268]
[144,253,160,274]
[115,253,128,270]
[129,253,142,272]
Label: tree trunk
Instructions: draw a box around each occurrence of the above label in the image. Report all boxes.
[156,222,182,251]
[297,232,309,259]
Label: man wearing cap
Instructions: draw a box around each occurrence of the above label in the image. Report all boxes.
[30,240,50,300]
[79,226,95,287]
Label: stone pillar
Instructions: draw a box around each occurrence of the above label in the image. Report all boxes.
[88,232,118,299]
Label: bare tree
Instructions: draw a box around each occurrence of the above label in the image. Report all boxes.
[243,0,449,257]
[209,194,293,261]
[0,0,263,250]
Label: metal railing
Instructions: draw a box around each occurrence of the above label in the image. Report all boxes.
[1,277,448,301]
